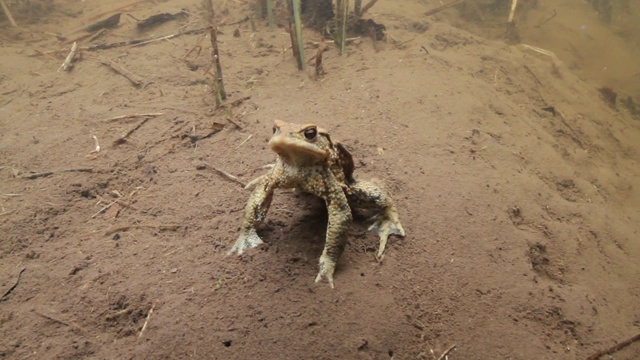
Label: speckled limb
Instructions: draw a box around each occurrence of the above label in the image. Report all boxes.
[348,179,405,258]
[315,183,352,288]
[227,176,276,255]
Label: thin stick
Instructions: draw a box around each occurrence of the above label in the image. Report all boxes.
[105,112,164,122]
[114,117,151,144]
[201,161,246,187]
[437,344,456,360]
[97,59,145,87]
[0,0,18,28]
[520,44,555,57]
[85,0,149,23]
[0,268,26,301]
[235,134,253,149]
[205,0,227,101]
[105,308,133,321]
[507,0,518,23]
[61,168,93,173]
[34,310,85,332]
[58,42,78,72]
[523,65,543,86]
[21,172,54,179]
[587,332,640,360]
[424,0,465,17]
[104,224,180,237]
[91,199,119,218]
[360,0,379,15]
[138,301,156,339]
[22,168,93,179]
[130,28,206,47]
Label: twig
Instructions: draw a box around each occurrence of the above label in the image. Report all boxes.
[520,44,555,58]
[58,42,78,72]
[85,28,208,52]
[105,308,133,321]
[437,344,456,360]
[138,301,156,339]
[21,171,54,179]
[91,198,119,218]
[201,161,246,188]
[0,268,26,302]
[88,28,108,42]
[20,168,93,179]
[105,112,164,122]
[424,0,465,17]
[217,96,251,109]
[360,0,379,15]
[555,109,586,149]
[86,0,149,23]
[535,9,557,28]
[523,65,542,86]
[104,224,180,237]
[507,0,518,23]
[97,58,145,87]
[205,0,227,102]
[61,167,94,173]
[34,310,85,332]
[31,28,207,57]
[0,0,18,28]
[587,332,640,360]
[113,117,151,145]
[235,134,253,149]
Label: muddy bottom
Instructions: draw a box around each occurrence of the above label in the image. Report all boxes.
[1,1,639,359]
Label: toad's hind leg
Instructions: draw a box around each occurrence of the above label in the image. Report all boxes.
[348,180,405,259]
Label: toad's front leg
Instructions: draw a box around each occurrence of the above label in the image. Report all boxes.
[227,176,276,255]
[315,187,352,288]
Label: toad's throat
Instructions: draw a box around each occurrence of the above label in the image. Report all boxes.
[269,138,328,165]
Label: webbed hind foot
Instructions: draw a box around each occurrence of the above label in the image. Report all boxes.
[368,209,405,259]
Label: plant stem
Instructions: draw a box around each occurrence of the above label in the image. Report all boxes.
[292,0,305,69]
[266,0,274,27]
[355,0,362,18]
[340,0,348,55]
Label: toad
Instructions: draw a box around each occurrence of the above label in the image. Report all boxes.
[228,120,405,287]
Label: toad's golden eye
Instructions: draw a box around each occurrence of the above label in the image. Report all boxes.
[304,127,317,141]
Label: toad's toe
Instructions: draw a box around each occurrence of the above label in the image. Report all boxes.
[227,229,264,256]
[368,211,405,258]
[314,254,336,288]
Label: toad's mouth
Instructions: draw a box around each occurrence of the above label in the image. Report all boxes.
[269,137,329,164]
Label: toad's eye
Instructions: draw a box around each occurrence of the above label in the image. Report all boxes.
[272,126,277,134]
[304,127,317,141]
